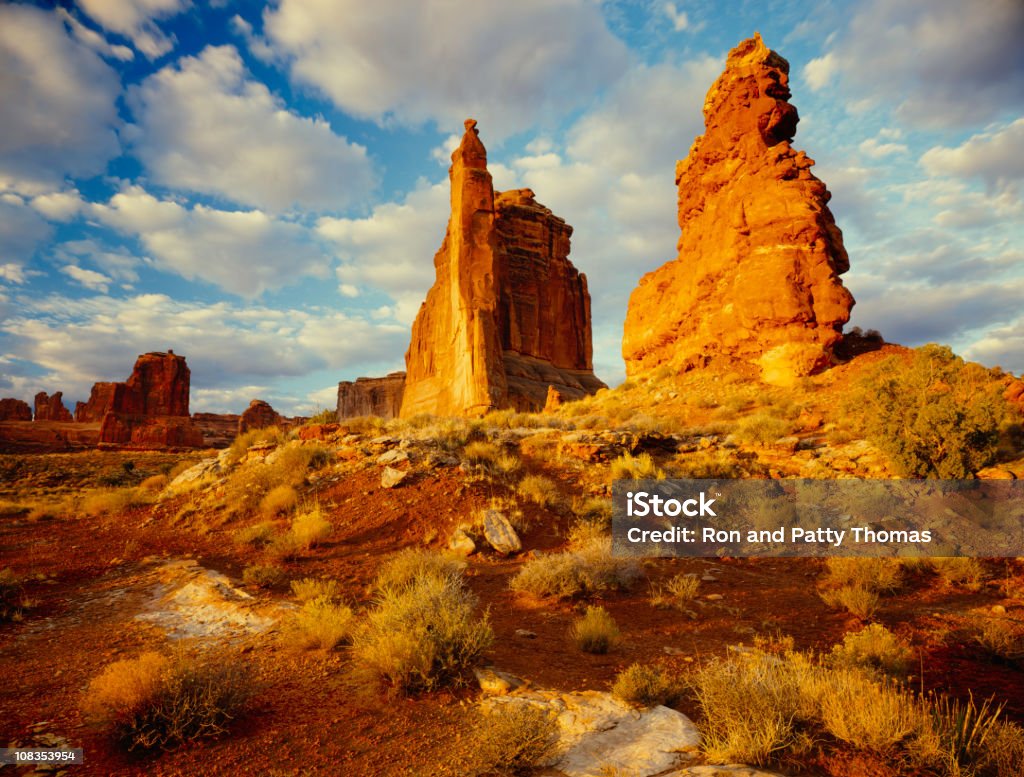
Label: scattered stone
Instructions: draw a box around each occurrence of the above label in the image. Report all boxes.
[381,466,408,489]
[705,593,724,601]
[483,509,521,555]
[668,766,789,777]
[515,629,537,639]
[992,605,1007,614]
[377,448,410,466]
[474,667,528,696]
[448,528,476,557]
[167,456,220,490]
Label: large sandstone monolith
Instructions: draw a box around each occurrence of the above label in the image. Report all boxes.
[337,372,406,420]
[622,33,854,386]
[0,398,32,422]
[238,399,283,434]
[90,351,203,448]
[33,391,73,422]
[399,119,604,417]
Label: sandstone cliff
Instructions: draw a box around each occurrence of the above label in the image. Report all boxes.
[34,391,73,422]
[238,399,283,434]
[0,398,32,422]
[337,373,405,420]
[622,33,854,386]
[398,120,605,417]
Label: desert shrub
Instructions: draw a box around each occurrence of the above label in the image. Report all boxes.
[830,624,912,678]
[845,345,1008,478]
[284,597,353,651]
[138,474,168,493]
[671,450,747,479]
[350,568,492,693]
[290,577,342,603]
[425,417,484,453]
[260,484,298,517]
[733,413,793,445]
[823,557,902,593]
[571,606,620,654]
[929,693,1013,774]
[233,521,277,548]
[975,719,1024,777]
[241,564,286,589]
[289,505,332,549]
[517,474,559,507]
[814,668,926,751]
[819,585,879,620]
[930,557,987,589]
[609,452,663,482]
[572,496,613,529]
[265,531,305,562]
[224,426,286,468]
[82,651,251,750]
[510,536,641,599]
[612,663,683,707]
[306,408,337,425]
[372,549,464,595]
[81,488,143,517]
[970,615,1024,662]
[469,703,559,775]
[462,441,503,467]
[649,573,701,610]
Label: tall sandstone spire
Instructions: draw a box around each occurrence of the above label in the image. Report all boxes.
[398,119,605,418]
[622,33,854,385]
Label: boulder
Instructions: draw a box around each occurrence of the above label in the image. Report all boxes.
[33,391,73,422]
[623,33,854,386]
[483,509,522,554]
[0,398,32,422]
[448,528,477,556]
[381,466,408,489]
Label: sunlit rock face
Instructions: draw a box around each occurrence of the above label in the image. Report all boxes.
[623,33,854,386]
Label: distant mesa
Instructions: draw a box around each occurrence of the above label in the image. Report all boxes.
[339,119,606,420]
[623,33,855,386]
[34,391,72,422]
[0,398,32,422]
[238,399,284,435]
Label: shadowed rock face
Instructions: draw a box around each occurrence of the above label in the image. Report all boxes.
[337,373,406,420]
[238,399,283,434]
[623,33,854,386]
[33,391,72,422]
[0,398,32,422]
[398,120,605,418]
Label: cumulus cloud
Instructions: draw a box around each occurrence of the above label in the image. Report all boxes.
[802,0,1024,128]
[921,119,1024,192]
[0,5,121,188]
[61,265,112,293]
[0,199,53,281]
[126,45,376,213]
[1,293,407,412]
[76,0,187,59]
[56,9,134,61]
[262,0,629,136]
[92,186,332,297]
[964,317,1024,374]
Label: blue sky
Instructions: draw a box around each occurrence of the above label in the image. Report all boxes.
[1,0,1022,415]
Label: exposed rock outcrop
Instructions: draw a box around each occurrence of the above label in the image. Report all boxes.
[0,398,32,422]
[623,33,854,386]
[192,413,240,448]
[337,372,405,420]
[87,351,203,448]
[238,399,283,434]
[33,391,73,422]
[399,119,604,417]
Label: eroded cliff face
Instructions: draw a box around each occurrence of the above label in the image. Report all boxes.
[337,373,406,420]
[238,399,283,434]
[398,120,605,418]
[34,391,72,422]
[622,33,854,386]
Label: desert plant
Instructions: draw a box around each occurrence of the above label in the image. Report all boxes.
[290,577,342,603]
[82,650,252,750]
[830,624,912,678]
[372,549,465,595]
[572,496,613,528]
[814,668,926,751]
[517,474,559,507]
[233,521,278,548]
[845,344,1008,478]
[0,568,25,622]
[80,488,142,517]
[970,615,1024,662]
[612,663,683,707]
[609,452,663,482]
[138,473,168,493]
[733,413,793,445]
[819,585,879,620]
[511,536,640,600]
[649,573,701,610]
[469,703,559,775]
[571,606,620,654]
[822,557,902,593]
[289,505,332,549]
[306,408,337,425]
[284,597,353,650]
[242,564,286,589]
[223,426,286,468]
[260,484,298,517]
[930,557,987,589]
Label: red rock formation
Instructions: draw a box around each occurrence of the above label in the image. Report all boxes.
[543,385,565,413]
[238,399,283,434]
[89,351,203,448]
[337,372,405,419]
[0,398,32,422]
[192,413,241,448]
[400,120,605,417]
[623,33,854,386]
[33,391,73,422]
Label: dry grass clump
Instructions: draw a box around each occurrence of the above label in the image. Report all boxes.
[220,440,329,518]
[265,505,332,560]
[510,535,641,599]
[461,440,522,479]
[571,605,620,654]
[350,560,492,694]
[930,557,988,589]
[241,563,286,589]
[138,473,168,493]
[223,426,287,467]
[819,558,902,619]
[284,597,353,651]
[259,484,298,517]
[649,573,701,610]
[422,417,484,453]
[820,585,880,620]
[733,412,794,445]
[970,615,1024,663]
[671,450,748,479]
[290,577,342,603]
[517,474,559,508]
[572,496,613,529]
[80,487,149,517]
[830,624,913,678]
[82,650,252,751]
[372,548,465,595]
[608,451,664,482]
[612,663,684,708]
[469,703,559,775]
[232,520,278,548]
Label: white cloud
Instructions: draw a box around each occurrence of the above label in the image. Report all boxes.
[55,240,141,285]
[0,5,121,188]
[921,119,1024,192]
[31,189,85,222]
[858,137,908,159]
[964,317,1024,374]
[229,14,276,63]
[663,3,690,31]
[804,0,1024,127]
[0,199,53,279]
[263,0,629,136]
[126,45,376,213]
[77,0,187,59]
[92,186,332,297]
[56,9,134,61]
[61,265,112,293]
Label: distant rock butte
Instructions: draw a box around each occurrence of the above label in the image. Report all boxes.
[338,120,603,420]
[89,351,204,448]
[0,398,32,422]
[33,391,72,422]
[337,372,406,420]
[238,399,283,434]
[622,33,854,386]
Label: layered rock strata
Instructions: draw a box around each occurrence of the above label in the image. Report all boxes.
[34,391,73,422]
[622,33,854,385]
[238,399,283,434]
[0,398,32,422]
[337,372,406,420]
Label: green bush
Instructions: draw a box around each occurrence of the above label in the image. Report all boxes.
[845,345,1009,478]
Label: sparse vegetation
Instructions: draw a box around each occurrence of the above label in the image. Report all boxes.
[820,584,880,620]
[0,568,27,622]
[733,412,793,445]
[290,577,342,603]
[233,521,278,548]
[970,614,1024,663]
[469,703,559,775]
[649,573,701,610]
[612,663,683,707]
[571,605,620,654]
[260,484,298,517]
[284,597,353,651]
[372,548,465,595]
[608,451,663,481]
[511,536,640,599]
[830,624,912,678]
[517,474,559,507]
[82,650,252,751]
[241,563,286,589]
[931,557,987,589]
